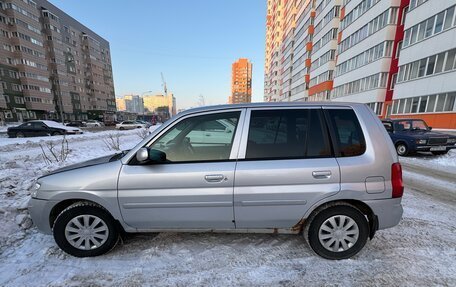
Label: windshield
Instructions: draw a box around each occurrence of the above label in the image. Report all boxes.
[394,120,429,131]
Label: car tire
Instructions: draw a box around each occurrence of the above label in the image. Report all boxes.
[119,127,124,130]
[52,131,62,136]
[395,143,409,156]
[53,202,119,257]
[305,205,369,260]
[431,151,448,155]
[16,132,25,138]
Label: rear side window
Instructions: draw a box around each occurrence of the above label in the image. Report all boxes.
[326,109,366,157]
[245,109,331,160]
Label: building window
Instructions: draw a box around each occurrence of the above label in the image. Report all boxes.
[403,5,456,48]
[397,48,456,83]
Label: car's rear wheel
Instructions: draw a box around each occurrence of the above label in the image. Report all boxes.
[16,132,25,138]
[431,151,448,155]
[305,205,369,260]
[53,202,119,257]
[119,127,124,130]
[52,131,62,136]
[396,143,409,156]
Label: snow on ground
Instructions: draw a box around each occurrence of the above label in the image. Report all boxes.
[399,150,456,201]
[0,130,455,286]
[0,189,454,286]
[400,149,456,175]
[0,128,149,252]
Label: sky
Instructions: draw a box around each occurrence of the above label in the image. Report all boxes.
[49,0,267,110]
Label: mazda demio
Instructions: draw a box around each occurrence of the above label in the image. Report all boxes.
[28,102,403,260]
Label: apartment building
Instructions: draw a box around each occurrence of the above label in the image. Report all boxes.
[143,92,176,120]
[390,0,456,128]
[0,0,115,123]
[264,0,456,128]
[333,0,404,118]
[309,0,340,101]
[229,58,252,104]
[290,0,315,101]
[264,0,284,102]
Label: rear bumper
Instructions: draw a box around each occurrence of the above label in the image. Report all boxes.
[363,198,403,230]
[28,198,59,235]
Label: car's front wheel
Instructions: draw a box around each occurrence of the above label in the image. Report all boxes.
[53,202,119,257]
[305,205,369,260]
[396,143,409,156]
[16,132,25,138]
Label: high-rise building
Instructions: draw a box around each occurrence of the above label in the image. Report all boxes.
[229,58,252,104]
[0,0,115,124]
[264,0,284,102]
[124,94,144,114]
[115,97,126,111]
[264,0,456,129]
[143,92,176,120]
[390,0,456,127]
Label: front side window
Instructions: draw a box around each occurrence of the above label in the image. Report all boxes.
[326,109,366,157]
[150,112,240,162]
[245,109,331,160]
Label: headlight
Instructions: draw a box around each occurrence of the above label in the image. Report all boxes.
[447,138,456,144]
[31,182,41,198]
[415,139,427,145]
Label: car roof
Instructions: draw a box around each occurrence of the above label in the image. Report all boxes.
[383,118,424,122]
[178,102,366,117]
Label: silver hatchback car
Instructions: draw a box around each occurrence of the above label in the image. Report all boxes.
[28,102,403,259]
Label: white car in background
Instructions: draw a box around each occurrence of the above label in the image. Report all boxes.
[116,121,147,130]
[85,120,104,127]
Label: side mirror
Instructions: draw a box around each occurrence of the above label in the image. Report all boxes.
[225,128,232,133]
[136,147,149,162]
[428,126,432,131]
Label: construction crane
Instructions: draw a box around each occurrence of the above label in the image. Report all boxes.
[161,72,168,95]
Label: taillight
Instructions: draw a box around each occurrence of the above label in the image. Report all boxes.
[391,163,404,198]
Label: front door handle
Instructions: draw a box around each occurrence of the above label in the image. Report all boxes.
[205,174,225,182]
[312,171,332,179]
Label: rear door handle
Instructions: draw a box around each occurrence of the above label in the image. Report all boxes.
[312,171,331,179]
[205,174,225,182]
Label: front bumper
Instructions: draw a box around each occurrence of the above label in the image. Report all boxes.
[28,197,59,234]
[416,145,456,152]
[363,198,403,230]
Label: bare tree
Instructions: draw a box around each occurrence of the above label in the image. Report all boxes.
[39,135,71,165]
[135,128,150,139]
[103,132,121,151]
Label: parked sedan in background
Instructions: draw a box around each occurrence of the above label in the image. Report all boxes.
[135,120,152,128]
[85,120,104,127]
[115,121,147,130]
[382,118,456,156]
[7,120,83,138]
[66,121,87,127]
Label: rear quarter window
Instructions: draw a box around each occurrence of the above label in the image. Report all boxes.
[326,109,366,157]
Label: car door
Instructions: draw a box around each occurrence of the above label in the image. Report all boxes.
[118,109,245,230]
[34,122,50,136]
[19,122,33,136]
[233,107,341,229]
